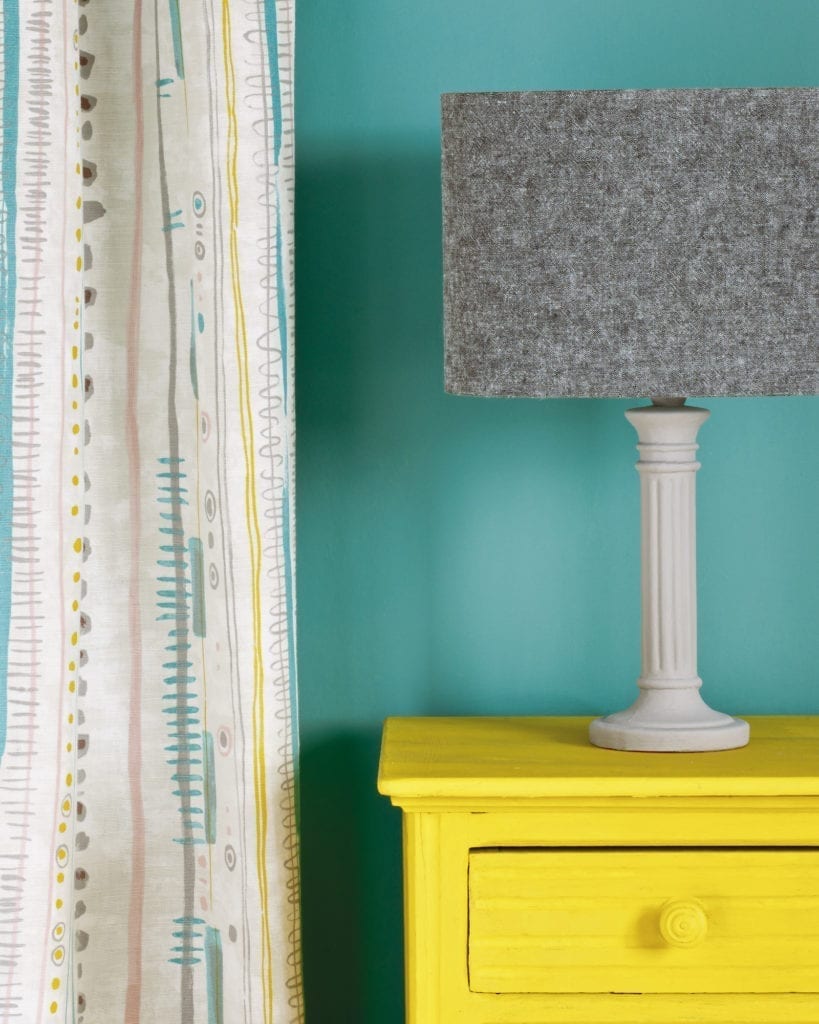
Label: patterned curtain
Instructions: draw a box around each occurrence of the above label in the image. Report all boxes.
[0,1,302,1022]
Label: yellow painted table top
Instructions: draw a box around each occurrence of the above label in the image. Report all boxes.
[378,716,819,800]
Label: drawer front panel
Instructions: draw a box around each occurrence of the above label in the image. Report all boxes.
[468,849,819,995]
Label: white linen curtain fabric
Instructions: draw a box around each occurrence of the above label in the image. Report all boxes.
[0,1,302,1022]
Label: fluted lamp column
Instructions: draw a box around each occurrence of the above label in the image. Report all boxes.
[589,400,749,751]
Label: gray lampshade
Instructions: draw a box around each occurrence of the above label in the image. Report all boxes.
[442,88,818,398]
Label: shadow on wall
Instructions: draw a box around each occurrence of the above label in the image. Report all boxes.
[296,144,443,435]
[295,147,637,1023]
[296,144,640,718]
[299,729,404,1024]
[296,146,440,1024]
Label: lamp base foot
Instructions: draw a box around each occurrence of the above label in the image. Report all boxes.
[589,690,750,752]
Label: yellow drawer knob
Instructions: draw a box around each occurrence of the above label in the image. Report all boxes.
[658,899,708,948]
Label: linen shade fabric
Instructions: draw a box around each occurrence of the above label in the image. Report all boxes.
[442,87,818,399]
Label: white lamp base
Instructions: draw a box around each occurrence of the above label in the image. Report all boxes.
[590,689,749,752]
[589,400,749,753]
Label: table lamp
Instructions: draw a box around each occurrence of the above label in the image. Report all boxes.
[442,87,817,752]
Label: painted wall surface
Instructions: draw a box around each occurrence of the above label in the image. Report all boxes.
[295,2,819,1020]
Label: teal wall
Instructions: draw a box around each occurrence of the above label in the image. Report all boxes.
[295,2,819,1019]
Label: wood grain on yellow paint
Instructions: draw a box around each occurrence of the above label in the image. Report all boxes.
[379,716,819,802]
[469,848,819,994]
[379,717,819,1024]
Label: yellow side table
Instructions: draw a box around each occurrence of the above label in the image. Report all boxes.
[378,716,819,1024]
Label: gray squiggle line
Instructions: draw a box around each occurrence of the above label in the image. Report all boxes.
[152,1,194,1020]
[242,0,303,1017]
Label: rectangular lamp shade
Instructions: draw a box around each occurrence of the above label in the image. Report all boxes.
[442,88,818,398]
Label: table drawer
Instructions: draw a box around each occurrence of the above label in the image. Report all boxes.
[468,848,819,995]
